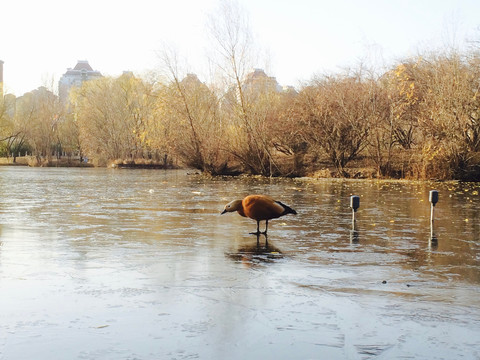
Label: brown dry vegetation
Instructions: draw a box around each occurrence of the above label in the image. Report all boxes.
[1,47,480,180]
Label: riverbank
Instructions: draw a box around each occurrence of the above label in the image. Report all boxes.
[0,156,180,170]
[0,155,475,181]
[0,156,435,179]
[0,157,29,166]
[0,156,93,167]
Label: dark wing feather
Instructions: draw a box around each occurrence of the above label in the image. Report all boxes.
[275,201,297,215]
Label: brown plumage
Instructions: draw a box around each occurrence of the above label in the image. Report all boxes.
[221,195,297,235]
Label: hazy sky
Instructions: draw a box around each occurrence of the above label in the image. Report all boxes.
[2,0,480,96]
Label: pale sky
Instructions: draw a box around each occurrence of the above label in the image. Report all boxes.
[2,0,480,96]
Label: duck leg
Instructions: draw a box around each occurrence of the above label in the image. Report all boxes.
[249,221,261,235]
[262,220,269,235]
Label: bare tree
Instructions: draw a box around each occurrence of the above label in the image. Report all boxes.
[208,0,278,176]
[158,46,232,174]
[266,90,309,176]
[13,87,61,163]
[72,75,158,164]
[297,73,373,175]
[414,51,480,179]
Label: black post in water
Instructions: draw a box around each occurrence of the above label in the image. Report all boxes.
[429,190,439,248]
[349,195,360,244]
[429,190,439,225]
[350,195,360,225]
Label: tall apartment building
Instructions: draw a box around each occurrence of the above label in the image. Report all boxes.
[243,68,283,93]
[58,60,102,103]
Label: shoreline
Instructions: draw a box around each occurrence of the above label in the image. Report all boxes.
[0,156,464,182]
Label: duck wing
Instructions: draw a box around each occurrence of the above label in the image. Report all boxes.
[275,201,297,215]
[243,195,296,220]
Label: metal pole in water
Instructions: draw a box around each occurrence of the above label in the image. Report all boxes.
[429,190,439,249]
[429,190,439,225]
[350,195,360,227]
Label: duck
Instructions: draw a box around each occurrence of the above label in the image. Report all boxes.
[221,195,297,235]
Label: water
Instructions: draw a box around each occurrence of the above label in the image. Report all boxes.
[0,167,479,359]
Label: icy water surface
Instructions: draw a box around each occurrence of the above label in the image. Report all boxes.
[0,167,479,359]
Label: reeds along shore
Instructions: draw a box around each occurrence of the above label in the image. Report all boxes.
[2,49,480,181]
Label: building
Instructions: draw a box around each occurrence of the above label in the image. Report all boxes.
[221,68,296,112]
[180,73,210,92]
[243,68,283,94]
[58,60,102,103]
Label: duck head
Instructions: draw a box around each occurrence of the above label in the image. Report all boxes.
[221,199,242,214]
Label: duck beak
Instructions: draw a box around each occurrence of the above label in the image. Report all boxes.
[221,209,227,215]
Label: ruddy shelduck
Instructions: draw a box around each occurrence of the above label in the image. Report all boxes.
[221,195,297,235]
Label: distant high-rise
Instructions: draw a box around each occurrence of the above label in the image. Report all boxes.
[243,68,283,93]
[58,60,102,103]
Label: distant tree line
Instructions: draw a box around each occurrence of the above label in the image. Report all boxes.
[1,4,480,180]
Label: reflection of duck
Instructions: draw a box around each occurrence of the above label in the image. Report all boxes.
[221,195,297,235]
[226,234,283,265]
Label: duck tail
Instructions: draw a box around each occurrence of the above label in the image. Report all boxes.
[276,201,297,215]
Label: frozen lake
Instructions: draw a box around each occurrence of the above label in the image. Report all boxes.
[0,167,479,359]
